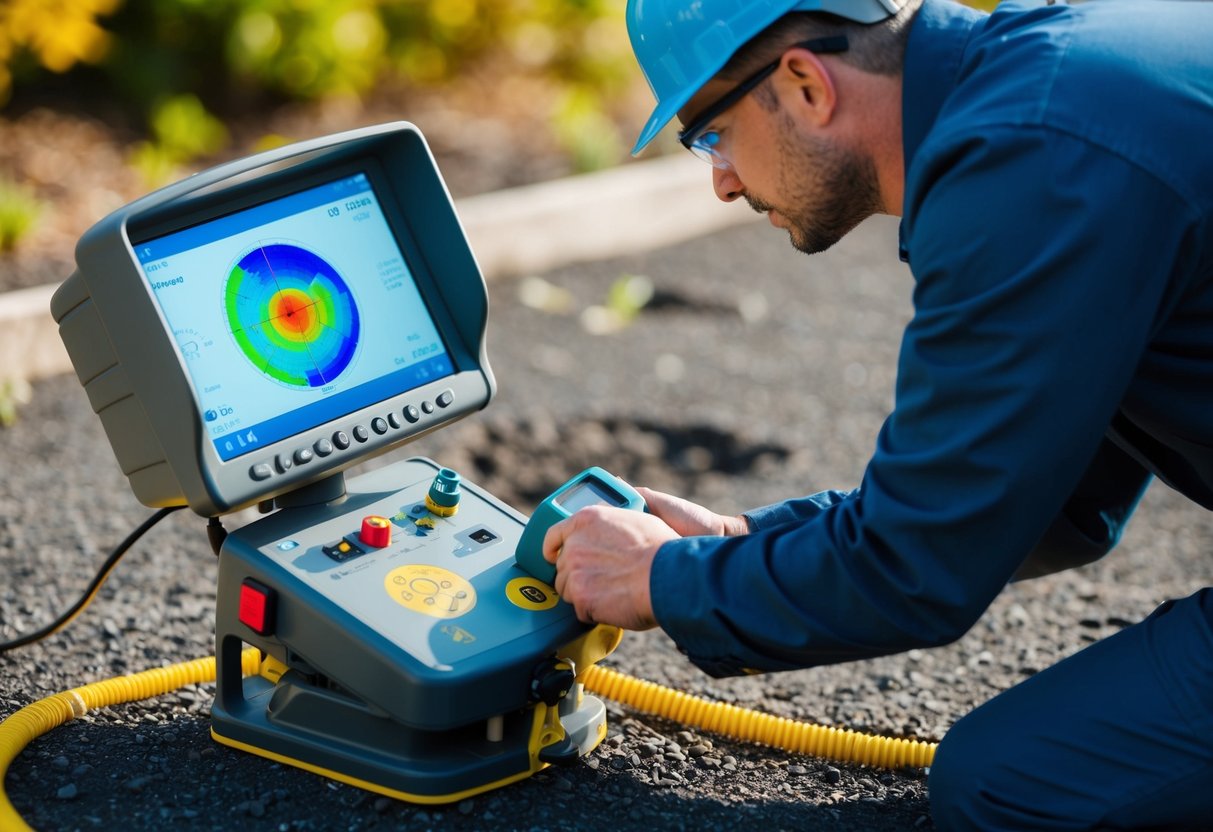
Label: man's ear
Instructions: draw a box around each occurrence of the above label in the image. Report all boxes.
[772,48,838,127]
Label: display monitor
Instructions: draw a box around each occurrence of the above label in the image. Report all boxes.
[52,124,495,516]
[137,171,453,463]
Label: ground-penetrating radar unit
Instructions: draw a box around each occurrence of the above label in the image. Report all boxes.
[49,123,624,801]
[13,122,936,823]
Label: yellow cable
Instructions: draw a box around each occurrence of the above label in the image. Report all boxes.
[0,649,262,832]
[580,664,936,769]
[1,650,934,831]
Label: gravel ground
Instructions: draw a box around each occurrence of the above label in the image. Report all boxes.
[4,214,1213,831]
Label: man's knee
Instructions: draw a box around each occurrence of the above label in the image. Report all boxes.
[929,709,993,831]
[928,707,1034,832]
[929,691,1126,832]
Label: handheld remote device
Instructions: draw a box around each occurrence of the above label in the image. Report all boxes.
[515,467,647,585]
[51,122,622,803]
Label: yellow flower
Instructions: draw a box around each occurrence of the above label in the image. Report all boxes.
[1,0,120,74]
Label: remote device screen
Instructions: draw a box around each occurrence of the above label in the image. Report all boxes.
[135,173,453,461]
[553,479,628,514]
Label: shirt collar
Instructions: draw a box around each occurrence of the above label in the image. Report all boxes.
[902,0,986,168]
[898,0,985,261]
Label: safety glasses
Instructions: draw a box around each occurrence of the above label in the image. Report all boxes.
[678,35,849,168]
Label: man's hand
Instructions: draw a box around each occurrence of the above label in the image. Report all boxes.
[543,505,678,630]
[541,490,747,630]
[635,487,750,538]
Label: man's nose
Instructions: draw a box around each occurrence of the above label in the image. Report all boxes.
[712,165,743,202]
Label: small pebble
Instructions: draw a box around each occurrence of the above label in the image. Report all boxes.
[56,784,78,801]
[124,776,153,792]
[373,797,393,813]
[824,766,842,785]
[787,765,808,776]
[458,799,475,814]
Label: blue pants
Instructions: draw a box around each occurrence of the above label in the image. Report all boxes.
[929,588,1213,831]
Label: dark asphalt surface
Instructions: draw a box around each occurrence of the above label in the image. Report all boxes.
[4,212,1213,831]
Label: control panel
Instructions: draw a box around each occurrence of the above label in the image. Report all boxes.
[214,458,595,730]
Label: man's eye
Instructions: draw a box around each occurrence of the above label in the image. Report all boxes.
[696,130,721,150]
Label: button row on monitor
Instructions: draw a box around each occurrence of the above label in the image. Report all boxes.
[247,389,455,483]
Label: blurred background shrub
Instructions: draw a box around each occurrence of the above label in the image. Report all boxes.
[1,0,1002,184]
[1,0,637,178]
[0,175,43,252]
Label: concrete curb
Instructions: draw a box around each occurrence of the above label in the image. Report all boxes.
[458,153,753,279]
[0,154,753,384]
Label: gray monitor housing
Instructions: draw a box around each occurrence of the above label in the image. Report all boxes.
[51,123,495,516]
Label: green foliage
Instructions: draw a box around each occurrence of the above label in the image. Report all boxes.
[129,94,230,187]
[2,0,1012,175]
[606,273,655,320]
[2,0,637,172]
[554,87,627,174]
[581,273,654,334]
[0,177,43,252]
[0,378,32,428]
[99,0,394,104]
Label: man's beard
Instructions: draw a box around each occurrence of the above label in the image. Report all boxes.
[745,116,883,255]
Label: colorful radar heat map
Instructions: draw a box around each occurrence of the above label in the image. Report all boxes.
[225,243,360,387]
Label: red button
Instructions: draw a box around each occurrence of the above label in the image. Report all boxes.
[360,515,392,548]
[238,579,275,636]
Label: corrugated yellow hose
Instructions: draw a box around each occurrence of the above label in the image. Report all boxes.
[580,664,936,769]
[2,651,935,831]
[0,649,262,832]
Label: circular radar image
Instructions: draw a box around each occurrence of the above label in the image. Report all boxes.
[224,243,360,387]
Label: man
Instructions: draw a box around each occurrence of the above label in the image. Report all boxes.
[542,0,1213,828]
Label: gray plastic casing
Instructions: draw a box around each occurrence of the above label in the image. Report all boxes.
[50,123,495,516]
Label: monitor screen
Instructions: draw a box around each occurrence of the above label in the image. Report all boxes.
[135,172,454,461]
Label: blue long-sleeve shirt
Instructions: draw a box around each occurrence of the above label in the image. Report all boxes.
[650,0,1213,677]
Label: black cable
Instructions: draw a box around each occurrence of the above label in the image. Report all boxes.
[0,506,185,653]
[206,516,227,557]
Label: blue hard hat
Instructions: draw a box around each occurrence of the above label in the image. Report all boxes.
[627,0,904,154]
